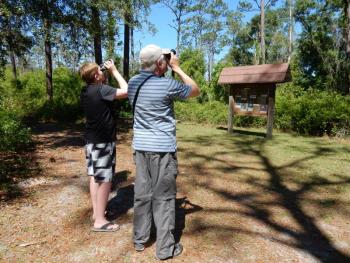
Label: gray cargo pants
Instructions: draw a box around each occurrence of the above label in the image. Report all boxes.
[133,151,178,259]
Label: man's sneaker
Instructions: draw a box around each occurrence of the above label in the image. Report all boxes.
[173,243,183,257]
[155,243,183,260]
[134,243,145,252]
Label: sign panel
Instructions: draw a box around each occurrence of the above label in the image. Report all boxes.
[231,85,272,116]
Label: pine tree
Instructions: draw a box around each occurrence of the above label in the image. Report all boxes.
[161,0,194,53]
[238,0,278,64]
[0,0,33,80]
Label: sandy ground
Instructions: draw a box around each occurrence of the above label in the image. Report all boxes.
[0,123,349,263]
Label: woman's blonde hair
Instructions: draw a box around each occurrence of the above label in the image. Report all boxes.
[79,62,99,84]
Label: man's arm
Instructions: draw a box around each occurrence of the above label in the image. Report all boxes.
[104,60,128,99]
[111,69,128,99]
[169,53,200,98]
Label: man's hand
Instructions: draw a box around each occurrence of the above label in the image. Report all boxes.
[104,59,128,99]
[104,59,117,72]
[167,53,200,98]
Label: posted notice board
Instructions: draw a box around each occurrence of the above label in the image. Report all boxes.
[230,85,272,116]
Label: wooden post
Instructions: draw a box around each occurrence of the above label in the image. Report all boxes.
[266,86,276,138]
[228,95,234,134]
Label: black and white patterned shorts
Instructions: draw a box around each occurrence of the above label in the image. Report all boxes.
[85,142,116,183]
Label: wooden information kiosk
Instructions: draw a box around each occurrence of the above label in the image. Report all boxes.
[218,63,291,138]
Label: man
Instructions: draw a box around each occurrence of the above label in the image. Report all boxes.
[80,60,127,232]
[128,44,200,260]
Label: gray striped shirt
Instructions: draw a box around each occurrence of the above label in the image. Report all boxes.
[128,70,191,152]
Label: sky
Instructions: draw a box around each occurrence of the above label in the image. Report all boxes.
[119,0,295,62]
[131,0,254,60]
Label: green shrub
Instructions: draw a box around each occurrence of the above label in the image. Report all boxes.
[276,84,350,136]
[18,69,47,115]
[3,66,349,138]
[232,115,266,128]
[0,69,32,152]
[175,86,350,137]
[179,48,206,88]
[209,61,233,102]
[175,100,266,127]
[32,67,83,121]
[34,100,82,122]
[4,67,84,122]
[53,67,82,104]
[175,100,226,125]
[0,66,85,153]
[0,110,32,152]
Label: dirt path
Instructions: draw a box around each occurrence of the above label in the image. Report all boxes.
[0,123,349,262]
[0,123,141,262]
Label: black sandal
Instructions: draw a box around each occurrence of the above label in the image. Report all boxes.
[91,222,120,232]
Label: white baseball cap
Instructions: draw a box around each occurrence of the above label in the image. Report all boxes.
[139,44,171,64]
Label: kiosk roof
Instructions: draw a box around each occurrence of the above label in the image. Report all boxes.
[218,63,291,85]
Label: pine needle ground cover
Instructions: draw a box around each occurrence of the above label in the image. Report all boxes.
[0,123,349,262]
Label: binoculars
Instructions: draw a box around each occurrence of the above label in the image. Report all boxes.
[164,49,176,61]
[100,59,114,72]
[100,63,108,72]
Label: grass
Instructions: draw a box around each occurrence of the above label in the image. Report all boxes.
[177,123,350,191]
[174,123,350,262]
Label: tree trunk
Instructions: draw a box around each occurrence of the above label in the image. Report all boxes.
[207,50,214,82]
[266,86,276,139]
[288,0,293,60]
[176,8,182,53]
[130,25,134,73]
[106,9,116,60]
[347,0,350,94]
[176,26,180,53]
[6,23,18,83]
[131,0,137,73]
[123,21,130,80]
[207,52,210,82]
[10,50,17,83]
[44,27,53,101]
[260,0,265,64]
[124,8,131,80]
[91,6,102,65]
[44,14,53,102]
[228,95,234,134]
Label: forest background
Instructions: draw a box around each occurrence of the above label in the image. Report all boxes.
[1,0,350,153]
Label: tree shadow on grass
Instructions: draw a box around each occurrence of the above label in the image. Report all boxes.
[111,170,132,191]
[28,119,128,153]
[106,181,202,246]
[106,170,134,223]
[174,197,203,243]
[180,132,350,262]
[106,184,135,224]
[31,121,132,149]
[132,196,203,248]
[216,126,266,137]
[31,122,85,149]
[0,151,41,202]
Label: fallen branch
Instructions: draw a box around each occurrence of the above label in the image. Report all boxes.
[18,240,46,247]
